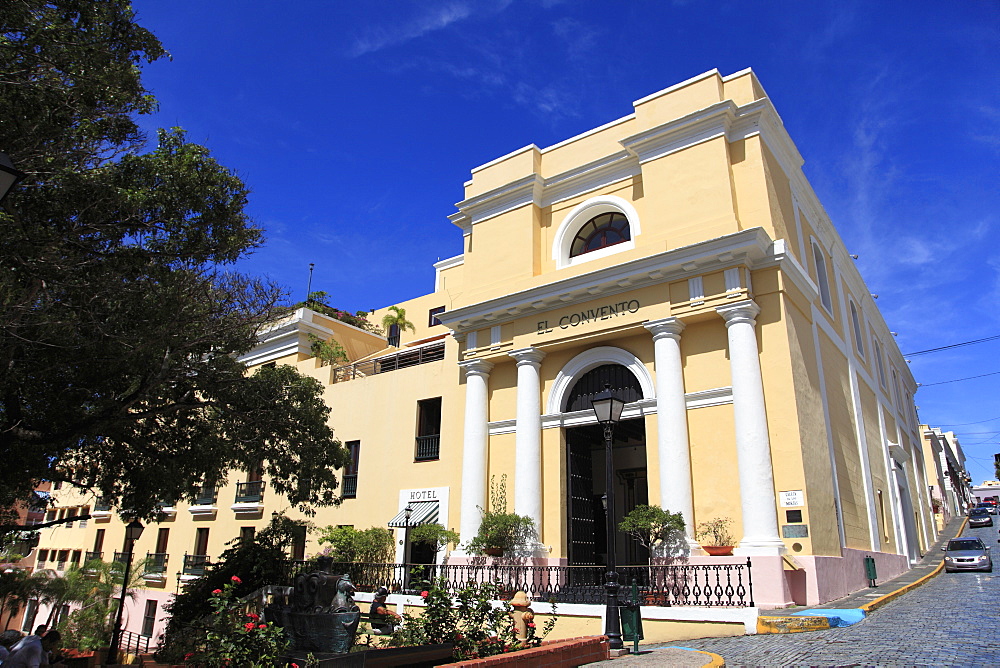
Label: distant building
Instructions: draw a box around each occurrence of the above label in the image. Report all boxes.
[921,427,972,528]
[29,68,938,644]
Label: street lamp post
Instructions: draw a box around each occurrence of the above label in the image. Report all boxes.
[107,519,144,665]
[402,504,413,589]
[591,383,626,650]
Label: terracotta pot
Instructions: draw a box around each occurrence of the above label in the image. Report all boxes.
[702,545,734,556]
[484,547,504,557]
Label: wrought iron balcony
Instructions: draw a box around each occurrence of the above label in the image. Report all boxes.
[235,480,265,504]
[146,552,168,574]
[342,474,357,499]
[94,499,112,512]
[85,551,102,562]
[183,554,210,576]
[193,486,218,506]
[415,434,440,461]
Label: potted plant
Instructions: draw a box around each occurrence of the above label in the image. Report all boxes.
[695,517,735,556]
[465,475,535,557]
[410,523,460,554]
[618,504,686,558]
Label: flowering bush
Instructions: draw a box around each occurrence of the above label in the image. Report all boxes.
[182,576,288,667]
[388,580,556,661]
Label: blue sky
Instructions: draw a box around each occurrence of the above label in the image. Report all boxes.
[132,1,999,482]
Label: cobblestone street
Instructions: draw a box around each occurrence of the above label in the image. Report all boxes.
[603,524,1000,667]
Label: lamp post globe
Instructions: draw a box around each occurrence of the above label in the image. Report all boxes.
[591,383,625,650]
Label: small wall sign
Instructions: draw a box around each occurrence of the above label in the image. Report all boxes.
[780,490,804,507]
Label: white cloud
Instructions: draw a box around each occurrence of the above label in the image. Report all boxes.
[349,3,475,57]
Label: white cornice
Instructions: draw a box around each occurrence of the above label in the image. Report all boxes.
[451,95,803,232]
[437,228,774,332]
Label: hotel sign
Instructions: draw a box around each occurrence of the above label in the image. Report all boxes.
[537,299,640,335]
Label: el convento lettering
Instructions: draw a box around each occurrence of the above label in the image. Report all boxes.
[537,299,640,334]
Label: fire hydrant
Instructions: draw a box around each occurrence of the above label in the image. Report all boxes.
[509,590,533,640]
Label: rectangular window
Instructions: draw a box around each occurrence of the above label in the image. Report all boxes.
[94,529,105,554]
[156,528,170,554]
[291,525,306,561]
[428,306,445,327]
[415,398,442,461]
[194,528,210,556]
[812,242,833,312]
[240,526,256,543]
[850,301,865,357]
[343,441,360,498]
[141,600,158,637]
[37,549,48,564]
[874,338,887,388]
[71,550,81,567]
[21,600,38,632]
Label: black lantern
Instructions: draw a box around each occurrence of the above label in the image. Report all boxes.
[0,153,25,203]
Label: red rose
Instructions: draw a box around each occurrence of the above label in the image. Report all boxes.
[231,575,242,584]
[292,664,300,668]
[258,623,267,629]
[247,613,259,620]
[420,590,429,598]
[184,652,194,660]
[527,622,536,628]
[212,588,222,595]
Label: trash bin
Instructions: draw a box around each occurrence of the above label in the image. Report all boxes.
[620,579,643,654]
[864,555,877,587]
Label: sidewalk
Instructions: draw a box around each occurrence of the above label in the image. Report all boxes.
[584,515,966,666]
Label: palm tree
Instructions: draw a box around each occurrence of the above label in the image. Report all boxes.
[381,306,416,347]
[0,568,50,631]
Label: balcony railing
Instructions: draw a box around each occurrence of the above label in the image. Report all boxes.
[415,434,440,461]
[235,480,265,503]
[330,342,446,382]
[94,499,112,512]
[121,630,151,655]
[192,486,218,507]
[146,552,169,574]
[278,559,754,608]
[341,474,357,498]
[85,551,102,562]
[183,554,211,576]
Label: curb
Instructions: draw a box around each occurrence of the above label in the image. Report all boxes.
[757,515,966,633]
[860,515,966,613]
[665,645,726,667]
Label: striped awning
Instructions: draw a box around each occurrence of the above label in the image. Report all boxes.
[387,501,439,528]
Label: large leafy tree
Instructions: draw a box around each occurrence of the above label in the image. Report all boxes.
[0,0,348,520]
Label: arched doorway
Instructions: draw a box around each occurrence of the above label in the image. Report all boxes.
[565,364,648,566]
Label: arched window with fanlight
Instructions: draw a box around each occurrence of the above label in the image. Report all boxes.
[569,212,631,258]
[552,195,641,270]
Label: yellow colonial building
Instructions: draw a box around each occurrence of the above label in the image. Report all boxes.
[30,68,938,644]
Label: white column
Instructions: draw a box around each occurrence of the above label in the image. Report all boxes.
[457,359,493,555]
[509,347,545,537]
[643,318,700,552]
[717,300,786,556]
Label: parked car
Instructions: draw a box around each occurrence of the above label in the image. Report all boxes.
[969,508,994,527]
[974,503,997,515]
[943,537,992,572]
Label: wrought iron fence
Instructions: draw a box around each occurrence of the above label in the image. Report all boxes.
[330,342,446,382]
[279,559,753,608]
[415,434,440,461]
